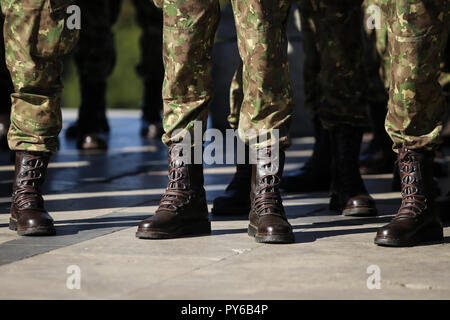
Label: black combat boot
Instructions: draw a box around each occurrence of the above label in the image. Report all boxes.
[248,148,294,244]
[9,152,55,236]
[359,102,396,174]
[375,149,443,247]
[136,144,211,239]
[66,80,109,150]
[329,125,377,216]
[281,116,331,192]
[212,164,252,216]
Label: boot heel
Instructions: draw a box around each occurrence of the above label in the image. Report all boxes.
[9,218,17,231]
[248,224,257,237]
[329,194,340,212]
[419,223,443,243]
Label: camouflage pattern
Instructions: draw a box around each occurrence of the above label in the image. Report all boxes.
[2,0,79,153]
[381,0,450,151]
[161,0,294,149]
[296,0,369,128]
[230,0,371,130]
[228,0,449,153]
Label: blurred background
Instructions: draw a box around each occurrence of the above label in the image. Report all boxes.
[62,0,144,111]
[61,0,313,137]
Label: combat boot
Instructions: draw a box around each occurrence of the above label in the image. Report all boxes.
[212,164,252,216]
[248,148,294,244]
[9,151,55,236]
[281,116,331,192]
[136,144,210,239]
[329,125,377,216]
[375,149,443,247]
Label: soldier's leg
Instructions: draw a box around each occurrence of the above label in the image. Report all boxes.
[0,13,14,150]
[132,0,165,139]
[281,0,332,193]
[211,58,253,217]
[227,59,243,131]
[230,0,295,243]
[136,0,220,240]
[308,0,377,217]
[69,0,121,150]
[359,0,396,174]
[2,0,78,236]
[375,0,449,247]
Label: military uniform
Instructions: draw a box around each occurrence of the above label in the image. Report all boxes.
[381,0,449,151]
[2,0,78,237]
[374,0,449,247]
[160,0,294,150]
[137,0,297,243]
[2,0,79,153]
[70,0,164,148]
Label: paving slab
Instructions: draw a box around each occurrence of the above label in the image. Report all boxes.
[0,111,449,300]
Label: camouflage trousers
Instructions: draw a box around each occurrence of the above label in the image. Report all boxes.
[381,0,449,151]
[1,0,79,153]
[298,0,369,128]
[160,0,294,150]
[230,0,370,130]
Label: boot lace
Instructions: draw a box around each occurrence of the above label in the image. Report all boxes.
[158,145,191,212]
[394,151,427,220]
[13,155,45,210]
[253,150,284,217]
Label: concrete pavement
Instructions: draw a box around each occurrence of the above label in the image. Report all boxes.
[0,110,449,300]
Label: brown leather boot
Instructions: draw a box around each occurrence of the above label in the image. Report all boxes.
[136,145,211,239]
[375,149,443,247]
[248,148,294,244]
[329,125,377,216]
[9,151,55,236]
[212,164,252,216]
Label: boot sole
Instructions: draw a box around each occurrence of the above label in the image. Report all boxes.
[9,218,56,237]
[248,224,295,244]
[374,224,444,247]
[136,220,211,239]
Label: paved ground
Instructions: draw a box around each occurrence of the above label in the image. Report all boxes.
[0,110,449,300]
